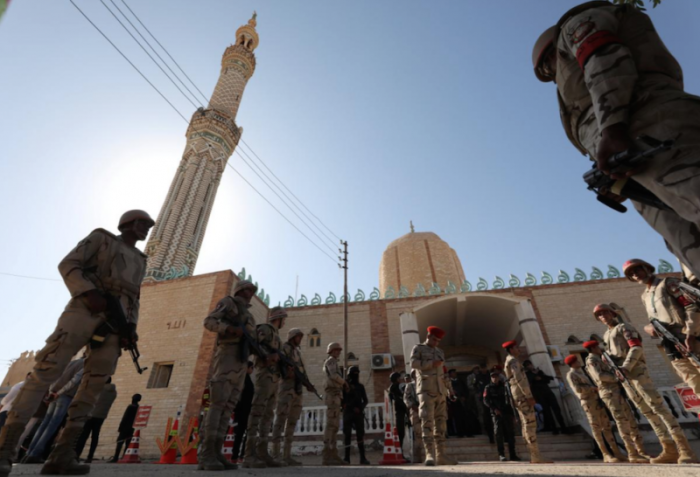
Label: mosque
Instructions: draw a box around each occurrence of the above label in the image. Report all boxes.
[2,13,697,461]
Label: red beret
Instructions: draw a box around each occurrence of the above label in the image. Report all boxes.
[502,340,517,350]
[427,326,445,339]
[582,340,599,350]
[564,355,578,366]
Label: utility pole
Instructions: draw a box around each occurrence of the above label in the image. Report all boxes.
[340,240,349,370]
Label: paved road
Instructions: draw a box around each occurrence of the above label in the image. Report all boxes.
[8,462,700,477]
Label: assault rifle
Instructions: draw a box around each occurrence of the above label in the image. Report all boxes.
[91,293,147,374]
[601,350,640,400]
[583,135,674,213]
[678,281,700,302]
[651,319,700,367]
[240,326,323,400]
[504,380,521,427]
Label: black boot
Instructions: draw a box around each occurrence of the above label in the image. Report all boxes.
[358,442,370,465]
[343,436,351,464]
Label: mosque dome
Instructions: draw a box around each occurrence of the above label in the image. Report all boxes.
[379,225,466,297]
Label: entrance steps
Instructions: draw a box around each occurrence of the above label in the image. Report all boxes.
[444,431,594,462]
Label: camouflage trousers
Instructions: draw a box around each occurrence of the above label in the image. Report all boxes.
[202,343,247,455]
[244,368,280,458]
[409,407,423,463]
[627,96,700,278]
[671,358,700,397]
[0,298,120,454]
[580,397,619,457]
[418,392,446,447]
[513,395,537,446]
[323,391,342,452]
[271,380,303,447]
[623,363,681,444]
[599,386,645,452]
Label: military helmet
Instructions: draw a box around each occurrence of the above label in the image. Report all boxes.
[347,365,360,375]
[533,25,557,82]
[287,327,303,340]
[233,279,258,296]
[622,259,655,281]
[118,210,155,230]
[593,303,617,320]
[327,342,342,354]
[268,306,288,323]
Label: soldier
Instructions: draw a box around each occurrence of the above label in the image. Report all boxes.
[564,354,626,463]
[342,366,370,465]
[0,210,154,477]
[533,2,700,278]
[583,340,649,463]
[200,279,258,471]
[322,342,348,465]
[502,340,551,464]
[388,372,407,452]
[623,259,700,395]
[243,306,287,469]
[270,328,308,466]
[410,326,456,466]
[595,303,698,464]
[403,371,423,464]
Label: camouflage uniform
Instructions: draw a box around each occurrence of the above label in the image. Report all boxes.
[641,276,700,395]
[244,319,284,467]
[553,2,700,278]
[566,367,625,462]
[585,353,648,462]
[322,351,345,464]
[402,381,423,463]
[504,355,540,456]
[0,228,147,476]
[604,321,697,462]
[410,341,453,465]
[201,284,257,470]
[270,333,305,466]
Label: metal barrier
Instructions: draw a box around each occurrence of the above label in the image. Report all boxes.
[294,403,385,436]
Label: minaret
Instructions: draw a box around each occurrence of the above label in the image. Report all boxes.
[144,14,259,281]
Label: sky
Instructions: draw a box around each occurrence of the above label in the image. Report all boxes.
[1,0,699,370]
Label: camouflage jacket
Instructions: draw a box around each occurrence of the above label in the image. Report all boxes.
[504,354,532,401]
[323,356,345,393]
[566,367,598,402]
[58,228,147,324]
[603,322,645,372]
[203,295,256,345]
[554,1,685,156]
[256,323,282,374]
[403,381,419,409]
[585,353,618,393]
[642,277,700,338]
[410,342,449,397]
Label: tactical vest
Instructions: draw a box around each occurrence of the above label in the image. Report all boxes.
[217,296,253,346]
[88,229,147,300]
[643,277,686,330]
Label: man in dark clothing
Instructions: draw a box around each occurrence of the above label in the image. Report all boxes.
[108,394,141,462]
[388,372,407,451]
[231,362,254,463]
[523,361,568,435]
[483,371,520,462]
[447,370,472,438]
[75,378,117,463]
[342,366,369,465]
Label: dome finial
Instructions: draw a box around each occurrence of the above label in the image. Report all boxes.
[410,220,415,233]
[249,11,257,27]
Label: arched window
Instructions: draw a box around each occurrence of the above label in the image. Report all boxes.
[308,328,321,348]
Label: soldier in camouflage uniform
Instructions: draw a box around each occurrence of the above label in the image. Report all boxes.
[0,210,154,477]
[624,259,700,396]
[270,327,307,466]
[200,279,259,471]
[403,371,423,463]
[502,340,551,464]
[322,342,348,466]
[583,341,650,463]
[595,303,698,464]
[533,1,700,278]
[564,354,627,463]
[410,326,456,466]
[243,307,287,469]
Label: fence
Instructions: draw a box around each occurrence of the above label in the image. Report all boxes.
[294,403,385,436]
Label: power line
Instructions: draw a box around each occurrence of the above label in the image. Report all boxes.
[69,0,189,123]
[0,272,61,282]
[100,0,200,110]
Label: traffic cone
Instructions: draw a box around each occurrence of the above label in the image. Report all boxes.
[392,425,409,464]
[118,430,142,464]
[178,422,199,465]
[157,413,180,464]
[379,420,404,465]
[222,417,235,462]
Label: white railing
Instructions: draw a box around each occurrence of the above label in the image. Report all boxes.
[294,403,385,436]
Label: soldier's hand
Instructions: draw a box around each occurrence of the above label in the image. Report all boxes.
[83,290,107,314]
[597,123,634,179]
[643,324,658,338]
[433,360,444,368]
[527,397,536,407]
[592,387,599,393]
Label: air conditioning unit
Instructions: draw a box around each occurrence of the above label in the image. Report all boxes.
[371,353,394,370]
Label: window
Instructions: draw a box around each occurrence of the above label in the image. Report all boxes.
[308,328,321,348]
[147,362,174,389]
